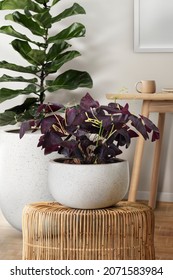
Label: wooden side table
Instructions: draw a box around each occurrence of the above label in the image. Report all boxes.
[106,93,173,208]
[22,201,155,260]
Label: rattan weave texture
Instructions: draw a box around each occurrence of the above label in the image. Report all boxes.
[22,201,155,260]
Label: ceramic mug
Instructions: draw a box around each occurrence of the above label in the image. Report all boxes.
[135,80,156,93]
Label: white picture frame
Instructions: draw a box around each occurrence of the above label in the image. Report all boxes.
[134,0,173,52]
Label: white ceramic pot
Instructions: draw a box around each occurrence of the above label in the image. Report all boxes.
[48,159,129,209]
[0,130,54,231]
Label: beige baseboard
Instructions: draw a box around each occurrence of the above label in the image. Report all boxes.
[136,191,173,202]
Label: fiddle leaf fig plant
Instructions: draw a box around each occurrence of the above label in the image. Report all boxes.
[20,93,160,164]
[0,0,93,126]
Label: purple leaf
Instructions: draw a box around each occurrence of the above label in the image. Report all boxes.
[97,115,111,129]
[60,139,78,150]
[113,114,129,125]
[19,120,36,138]
[75,129,87,137]
[59,139,84,160]
[140,115,160,139]
[37,103,64,114]
[96,104,119,114]
[152,130,160,142]
[80,93,99,111]
[38,131,62,154]
[65,107,77,126]
[20,92,159,163]
[127,129,138,138]
[40,115,57,134]
[79,135,93,153]
[72,110,87,125]
[129,115,148,140]
[114,129,131,148]
[121,103,130,114]
[95,144,122,163]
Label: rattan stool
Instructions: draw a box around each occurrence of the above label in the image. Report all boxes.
[22,201,155,260]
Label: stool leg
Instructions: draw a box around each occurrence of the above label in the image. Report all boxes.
[128,100,150,202]
[149,113,165,209]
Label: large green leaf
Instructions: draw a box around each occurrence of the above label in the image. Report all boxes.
[0,25,31,41]
[52,3,86,24]
[28,49,46,65]
[0,74,37,83]
[46,70,93,92]
[6,97,38,114]
[48,23,86,43]
[5,12,45,36]
[46,41,71,61]
[45,51,81,74]
[12,39,45,65]
[0,25,44,47]
[34,0,49,4]
[0,111,16,126]
[0,97,38,125]
[0,0,43,13]
[33,9,52,29]
[52,0,61,6]
[0,84,37,103]
[0,60,38,74]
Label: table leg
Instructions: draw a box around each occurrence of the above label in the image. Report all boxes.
[128,100,150,202]
[149,113,165,208]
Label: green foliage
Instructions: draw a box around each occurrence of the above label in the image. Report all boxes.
[0,0,43,12]
[0,0,93,126]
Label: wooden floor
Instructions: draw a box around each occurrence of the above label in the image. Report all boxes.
[154,201,173,259]
[0,201,173,260]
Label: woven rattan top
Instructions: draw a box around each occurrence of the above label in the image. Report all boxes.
[24,201,152,215]
[22,201,155,260]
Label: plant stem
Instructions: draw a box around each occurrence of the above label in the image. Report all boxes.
[39,23,49,104]
[105,124,116,143]
[39,67,45,103]
[96,121,103,147]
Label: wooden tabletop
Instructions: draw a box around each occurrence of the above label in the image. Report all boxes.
[106,93,173,101]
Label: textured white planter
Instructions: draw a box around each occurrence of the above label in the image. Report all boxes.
[48,159,129,209]
[0,130,54,231]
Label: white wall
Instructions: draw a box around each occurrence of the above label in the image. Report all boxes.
[0,0,173,201]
